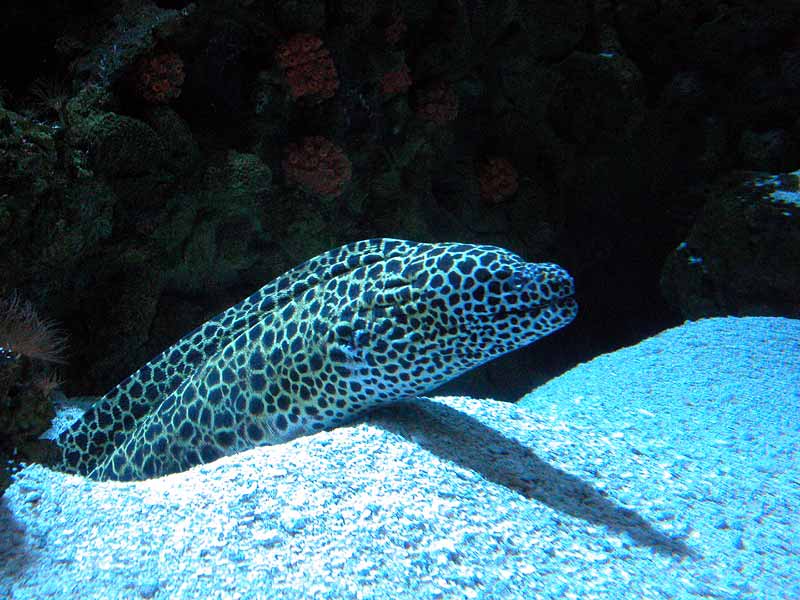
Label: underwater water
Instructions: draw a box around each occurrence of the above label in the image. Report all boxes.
[2,0,799,597]
[1,316,797,599]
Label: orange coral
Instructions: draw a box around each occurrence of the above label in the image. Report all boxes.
[385,14,407,45]
[381,63,412,96]
[136,52,185,104]
[0,293,67,364]
[479,157,519,204]
[283,137,352,197]
[275,34,339,100]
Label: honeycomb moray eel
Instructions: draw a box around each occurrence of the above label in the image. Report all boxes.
[56,239,578,481]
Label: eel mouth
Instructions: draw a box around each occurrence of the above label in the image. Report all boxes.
[487,294,578,320]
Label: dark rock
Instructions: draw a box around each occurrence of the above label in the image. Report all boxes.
[661,169,800,319]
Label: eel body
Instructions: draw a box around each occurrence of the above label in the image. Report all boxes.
[56,239,577,481]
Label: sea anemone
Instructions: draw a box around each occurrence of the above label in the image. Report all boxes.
[0,292,67,364]
[28,76,70,124]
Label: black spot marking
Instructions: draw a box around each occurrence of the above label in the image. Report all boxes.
[97,411,113,428]
[329,347,347,363]
[309,352,324,370]
[250,373,267,391]
[249,397,264,415]
[200,444,221,463]
[179,421,194,440]
[270,347,283,363]
[458,258,477,274]
[222,368,236,384]
[276,395,291,411]
[216,430,235,447]
[250,352,266,370]
[247,424,264,441]
[91,431,108,446]
[214,411,234,428]
[208,387,223,405]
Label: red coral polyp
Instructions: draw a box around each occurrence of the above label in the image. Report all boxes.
[381,63,412,96]
[276,34,339,100]
[283,137,352,197]
[479,157,519,204]
[415,81,458,124]
[385,14,407,46]
[136,52,185,104]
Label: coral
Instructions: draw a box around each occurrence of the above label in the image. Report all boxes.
[335,0,379,38]
[517,0,589,59]
[548,52,645,147]
[203,151,272,223]
[415,81,458,124]
[135,52,185,104]
[0,105,58,199]
[0,292,67,364]
[142,105,201,175]
[275,34,339,100]
[0,293,62,494]
[381,63,412,96]
[283,136,352,197]
[479,157,519,204]
[88,113,166,178]
[0,356,58,495]
[273,0,326,32]
[385,14,407,45]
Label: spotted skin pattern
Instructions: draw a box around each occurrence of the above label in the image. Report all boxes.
[57,239,577,481]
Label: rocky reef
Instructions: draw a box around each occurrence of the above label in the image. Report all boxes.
[0,1,798,475]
